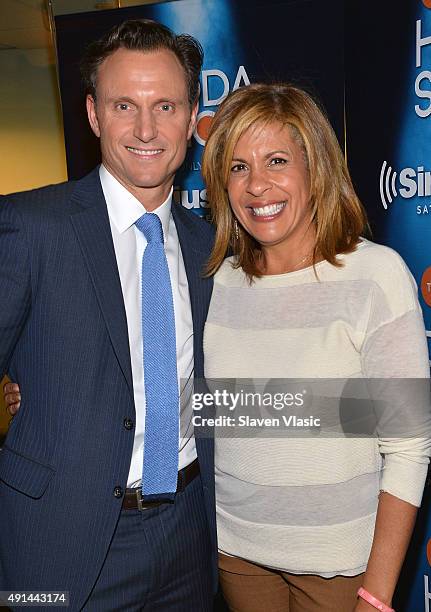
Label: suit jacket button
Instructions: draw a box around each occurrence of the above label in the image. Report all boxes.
[123,417,134,430]
[113,486,123,499]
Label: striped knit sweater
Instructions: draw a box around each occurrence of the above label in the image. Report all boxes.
[204,239,431,576]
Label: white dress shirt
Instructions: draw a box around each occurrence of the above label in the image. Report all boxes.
[99,165,197,487]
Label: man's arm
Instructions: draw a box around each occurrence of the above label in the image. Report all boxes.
[0,197,32,379]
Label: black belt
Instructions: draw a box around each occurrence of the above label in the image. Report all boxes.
[122,459,200,511]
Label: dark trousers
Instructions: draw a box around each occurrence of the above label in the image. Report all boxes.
[83,475,213,611]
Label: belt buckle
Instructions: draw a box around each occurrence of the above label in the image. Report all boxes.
[136,489,147,512]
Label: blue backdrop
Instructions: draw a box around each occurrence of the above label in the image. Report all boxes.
[346,2,431,609]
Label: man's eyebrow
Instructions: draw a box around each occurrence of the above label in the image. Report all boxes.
[104,95,186,106]
[153,97,186,106]
[105,95,136,104]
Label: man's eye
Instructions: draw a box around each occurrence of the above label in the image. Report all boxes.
[116,103,130,111]
[160,103,174,112]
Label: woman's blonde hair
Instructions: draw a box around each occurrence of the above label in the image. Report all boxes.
[201,83,367,278]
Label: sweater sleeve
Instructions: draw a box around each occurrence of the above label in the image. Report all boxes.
[360,250,431,506]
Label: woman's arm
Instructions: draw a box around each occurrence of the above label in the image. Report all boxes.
[354,492,417,611]
[356,249,431,611]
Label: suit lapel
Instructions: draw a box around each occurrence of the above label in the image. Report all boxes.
[172,204,215,480]
[68,169,133,397]
[67,175,212,404]
[172,204,213,380]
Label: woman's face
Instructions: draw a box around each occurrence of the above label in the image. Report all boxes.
[227,121,313,254]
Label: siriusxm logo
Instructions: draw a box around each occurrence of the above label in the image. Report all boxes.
[379,161,431,209]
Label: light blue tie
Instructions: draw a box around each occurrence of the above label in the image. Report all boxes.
[135,212,179,500]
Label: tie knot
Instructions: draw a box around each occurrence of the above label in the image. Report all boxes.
[135,213,164,244]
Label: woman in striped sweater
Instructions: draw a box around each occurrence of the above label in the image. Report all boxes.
[201,83,430,612]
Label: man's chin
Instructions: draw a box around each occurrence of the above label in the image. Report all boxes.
[124,175,168,191]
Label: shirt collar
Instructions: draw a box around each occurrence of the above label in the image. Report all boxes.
[99,164,172,242]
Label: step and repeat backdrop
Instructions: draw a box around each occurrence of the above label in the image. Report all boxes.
[54,0,430,609]
[346,2,431,609]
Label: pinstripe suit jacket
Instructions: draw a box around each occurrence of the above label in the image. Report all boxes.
[0,167,216,609]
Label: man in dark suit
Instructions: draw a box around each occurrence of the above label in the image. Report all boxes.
[0,19,216,611]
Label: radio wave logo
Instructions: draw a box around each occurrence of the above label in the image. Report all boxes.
[379,161,431,210]
[379,161,398,210]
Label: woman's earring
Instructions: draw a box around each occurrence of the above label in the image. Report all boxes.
[234,219,239,240]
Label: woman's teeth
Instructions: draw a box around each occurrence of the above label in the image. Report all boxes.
[252,202,286,217]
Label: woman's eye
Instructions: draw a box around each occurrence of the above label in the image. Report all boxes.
[231,163,247,173]
[269,157,287,166]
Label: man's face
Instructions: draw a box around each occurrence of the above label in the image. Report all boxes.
[86,47,197,210]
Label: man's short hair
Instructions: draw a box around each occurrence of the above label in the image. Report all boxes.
[80,19,203,106]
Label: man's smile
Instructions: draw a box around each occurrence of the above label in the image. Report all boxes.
[125,146,164,157]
